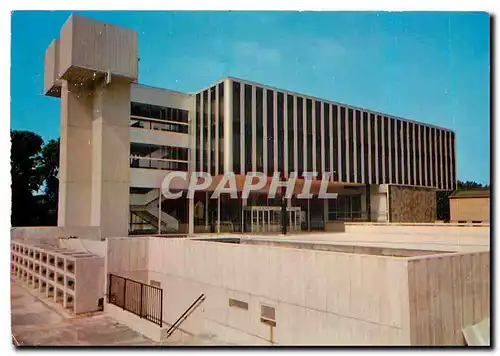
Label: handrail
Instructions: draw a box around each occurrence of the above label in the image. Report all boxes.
[165,294,205,338]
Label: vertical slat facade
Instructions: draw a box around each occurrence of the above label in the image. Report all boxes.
[221,79,455,190]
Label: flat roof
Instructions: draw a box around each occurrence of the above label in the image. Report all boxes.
[449,189,490,199]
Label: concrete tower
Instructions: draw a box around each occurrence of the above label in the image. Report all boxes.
[44,14,138,238]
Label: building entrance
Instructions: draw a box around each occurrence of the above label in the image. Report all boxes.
[243,206,301,233]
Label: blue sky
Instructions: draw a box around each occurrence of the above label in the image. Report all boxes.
[11,11,490,184]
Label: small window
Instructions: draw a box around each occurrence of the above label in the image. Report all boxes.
[260,304,276,327]
[229,298,248,310]
[150,280,161,288]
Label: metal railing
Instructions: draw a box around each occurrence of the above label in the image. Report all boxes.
[166,294,205,339]
[108,274,163,327]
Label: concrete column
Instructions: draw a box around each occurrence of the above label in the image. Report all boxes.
[90,79,131,237]
[323,199,328,223]
[188,197,194,235]
[58,80,93,227]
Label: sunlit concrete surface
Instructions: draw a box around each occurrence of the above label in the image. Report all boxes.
[225,225,490,253]
[11,279,230,346]
[11,280,156,346]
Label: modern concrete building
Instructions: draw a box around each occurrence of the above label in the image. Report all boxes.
[44,14,457,238]
[449,189,490,223]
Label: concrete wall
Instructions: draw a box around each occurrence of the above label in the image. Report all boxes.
[43,39,60,95]
[389,185,436,223]
[450,197,490,223]
[407,252,490,345]
[11,226,101,242]
[58,238,107,257]
[130,128,189,148]
[145,238,411,345]
[58,14,138,80]
[105,237,490,345]
[370,184,388,222]
[107,237,148,274]
[344,223,490,239]
[131,84,192,110]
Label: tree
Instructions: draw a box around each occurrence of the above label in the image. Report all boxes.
[38,138,60,225]
[11,130,44,226]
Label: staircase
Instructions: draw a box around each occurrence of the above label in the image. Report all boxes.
[130,190,180,234]
[130,206,168,231]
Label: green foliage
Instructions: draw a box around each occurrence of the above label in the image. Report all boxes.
[10,131,60,226]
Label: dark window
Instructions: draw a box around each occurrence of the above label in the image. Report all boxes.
[332,105,339,181]
[306,99,313,174]
[425,126,431,187]
[402,121,408,185]
[429,127,435,187]
[232,81,241,174]
[450,132,456,190]
[210,86,216,175]
[408,122,414,186]
[445,131,451,189]
[383,116,390,183]
[256,87,264,172]
[267,90,275,175]
[436,129,442,189]
[324,103,330,175]
[315,101,322,175]
[131,102,189,132]
[355,110,362,182]
[130,144,189,171]
[370,114,376,184]
[389,118,396,183]
[244,85,252,173]
[297,97,304,177]
[203,90,208,172]
[395,120,401,184]
[277,92,285,175]
[347,109,354,182]
[418,124,423,186]
[287,95,294,175]
[218,82,224,174]
[195,94,201,171]
[340,107,347,182]
[376,115,382,184]
[363,112,369,183]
